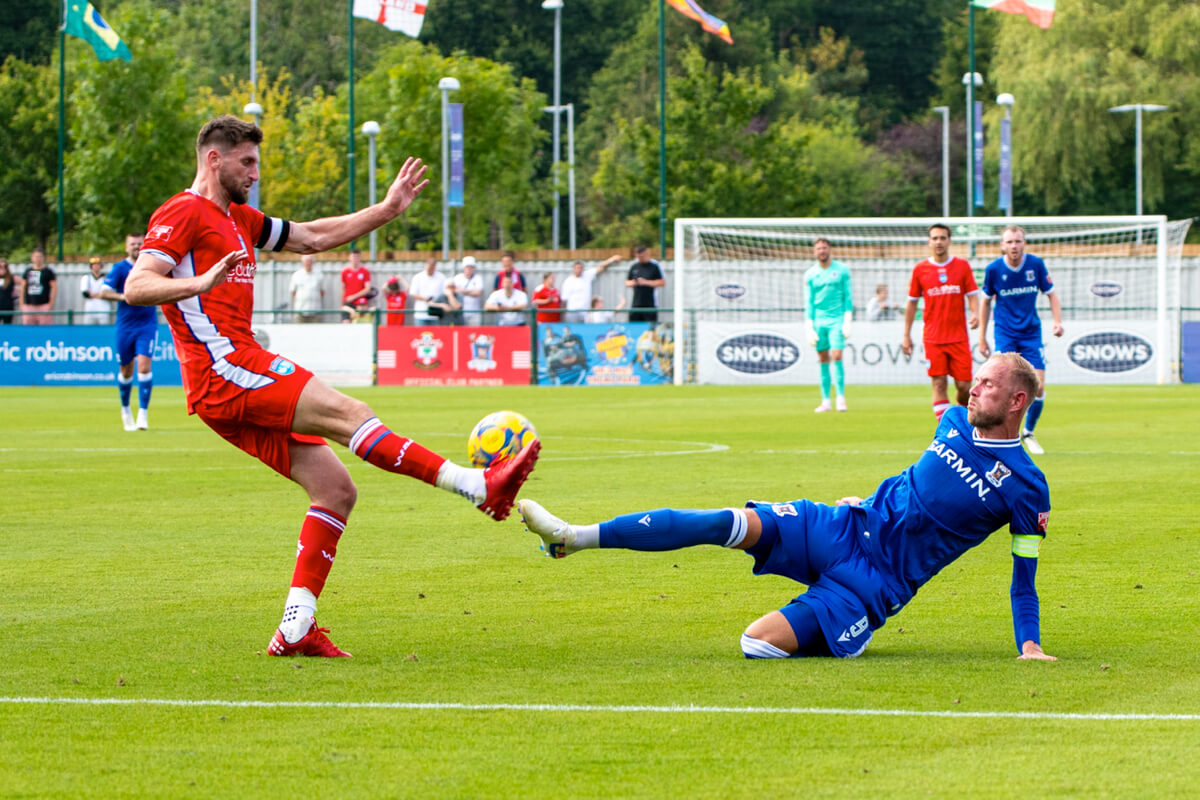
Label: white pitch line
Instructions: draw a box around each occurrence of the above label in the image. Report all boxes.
[1,696,1197,722]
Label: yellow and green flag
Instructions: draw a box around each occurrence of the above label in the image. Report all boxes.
[63,0,132,61]
[971,0,1055,29]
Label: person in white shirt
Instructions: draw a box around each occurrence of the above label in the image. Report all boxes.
[866,283,894,322]
[561,255,620,323]
[451,256,484,325]
[584,294,626,324]
[484,274,529,326]
[289,254,325,323]
[80,257,112,324]
[409,256,447,326]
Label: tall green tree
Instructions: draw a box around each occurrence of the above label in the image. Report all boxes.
[0,0,60,67]
[0,57,58,254]
[355,40,548,250]
[64,0,200,249]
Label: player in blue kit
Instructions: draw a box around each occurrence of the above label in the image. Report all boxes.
[519,352,1056,662]
[978,225,1063,455]
[98,233,157,431]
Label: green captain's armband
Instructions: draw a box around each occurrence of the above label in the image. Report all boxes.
[1011,534,1042,559]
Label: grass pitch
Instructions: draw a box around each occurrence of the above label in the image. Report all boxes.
[4,383,1200,797]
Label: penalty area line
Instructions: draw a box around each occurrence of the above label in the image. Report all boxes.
[1,697,1198,722]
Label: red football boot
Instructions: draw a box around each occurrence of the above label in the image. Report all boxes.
[267,617,352,658]
[478,439,541,521]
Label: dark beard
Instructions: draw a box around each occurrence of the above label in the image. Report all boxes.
[967,406,1005,429]
[221,171,249,205]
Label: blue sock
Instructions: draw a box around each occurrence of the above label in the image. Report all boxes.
[118,373,133,408]
[819,362,831,400]
[833,360,845,396]
[598,508,743,551]
[1024,395,1044,432]
[138,372,153,410]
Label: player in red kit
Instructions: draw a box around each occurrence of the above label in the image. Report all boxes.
[901,223,981,419]
[125,116,539,658]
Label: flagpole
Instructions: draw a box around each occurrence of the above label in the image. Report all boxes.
[57,12,66,262]
[657,0,667,261]
[966,1,975,219]
[348,2,357,220]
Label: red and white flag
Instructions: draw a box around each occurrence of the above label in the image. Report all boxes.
[353,0,427,38]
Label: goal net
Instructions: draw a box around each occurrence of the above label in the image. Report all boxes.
[672,216,1192,386]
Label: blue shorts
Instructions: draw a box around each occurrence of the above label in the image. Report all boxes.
[994,331,1045,370]
[745,500,900,658]
[116,323,158,366]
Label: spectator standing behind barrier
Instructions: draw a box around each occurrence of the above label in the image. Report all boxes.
[451,256,484,325]
[562,255,620,323]
[493,250,526,292]
[384,275,409,326]
[485,274,529,326]
[21,248,57,325]
[409,256,447,326]
[531,272,562,323]
[289,254,325,323]
[340,250,372,322]
[429,281,464,326]
[866,284,894,322]
[0,257,22,324]
[625,245,664,323]
[80,257,113,324]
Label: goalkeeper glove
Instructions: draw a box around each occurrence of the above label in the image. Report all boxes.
[842,311,853,341]
[805,319,818,347]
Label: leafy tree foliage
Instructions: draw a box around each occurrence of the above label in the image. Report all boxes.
[0,57,58,254]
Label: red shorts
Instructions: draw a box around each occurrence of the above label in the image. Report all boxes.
[925,339,973,382]
[190,347,326,478]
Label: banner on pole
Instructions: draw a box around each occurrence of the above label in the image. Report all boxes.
[448,103,464,208]
[971,0,1055,30]
[63,1,132,62]
[999,117,1012,211]
[352,0,426,38]
[973,100,985,208]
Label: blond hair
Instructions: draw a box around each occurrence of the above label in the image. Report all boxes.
[991,352,1039,410]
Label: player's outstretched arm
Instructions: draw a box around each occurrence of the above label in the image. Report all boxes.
[124,249,242,307]
[284,157,430,254]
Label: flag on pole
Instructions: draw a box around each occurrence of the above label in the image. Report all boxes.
[665,0,733,44]
[970,0,1055,30]
[353,0,427,39]
[63,0,132,61]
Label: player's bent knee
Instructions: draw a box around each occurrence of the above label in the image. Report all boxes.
[740,631,793,659]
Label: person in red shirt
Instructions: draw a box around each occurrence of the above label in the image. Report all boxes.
[340,250,372,322]
[125,115,539,658]
[384,275,408,325]
[531,272,562,323]
[901,223,981,419]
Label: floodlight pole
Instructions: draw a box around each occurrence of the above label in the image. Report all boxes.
[1109,102,1169,242]
[362,121,380,259]
[439,77,461,261]
[933,106,950,218]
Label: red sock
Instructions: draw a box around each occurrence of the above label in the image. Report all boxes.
[348,417,447,484]
[933,401,951,420]
[291,506,346,597]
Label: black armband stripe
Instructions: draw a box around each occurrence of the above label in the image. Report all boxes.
[256,217,290,252]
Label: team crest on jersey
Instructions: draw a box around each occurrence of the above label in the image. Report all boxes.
[986,460,1012,488]
[269,357,296,376]
[938,271,948,283]
[1026,270,1035,281]
[149,224,174,240]
[771,503,798,518]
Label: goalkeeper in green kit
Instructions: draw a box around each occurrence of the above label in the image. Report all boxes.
[804,237,854,412]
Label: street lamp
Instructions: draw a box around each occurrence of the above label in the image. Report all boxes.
[1108,103,1169,219]
[438,77,461,261]
[997,92,1014,217]
[932,105,950,218]
[962,72,982,217]
[361,120,380,260]
[243,101,263,209]
[542,0,563,250]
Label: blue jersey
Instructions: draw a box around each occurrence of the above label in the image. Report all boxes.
[104,258,158,330]
[857,405,1050,604]
[982,254,1054,339]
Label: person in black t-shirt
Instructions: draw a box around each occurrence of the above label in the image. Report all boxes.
[625,245,664,323]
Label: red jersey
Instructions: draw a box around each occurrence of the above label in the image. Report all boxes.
[908,257,979,344]
[341,266,372,307]
[385,290,407,325]
[532,284,562,323]
[142,190,290,411]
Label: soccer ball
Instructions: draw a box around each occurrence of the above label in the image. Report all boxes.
[467,410,538,468]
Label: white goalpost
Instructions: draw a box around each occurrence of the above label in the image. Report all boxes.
[672,216,1192,386]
